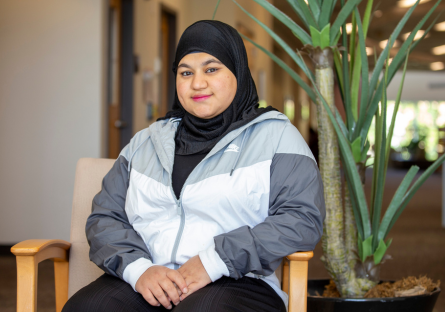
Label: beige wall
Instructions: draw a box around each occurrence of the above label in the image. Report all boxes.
[0,0,106,244]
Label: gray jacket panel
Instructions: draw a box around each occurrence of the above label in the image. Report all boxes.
[214,153,325,279]
[86,155,152,279]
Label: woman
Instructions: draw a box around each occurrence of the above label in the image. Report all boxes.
[63,20,325,312]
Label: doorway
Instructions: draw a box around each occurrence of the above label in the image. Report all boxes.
[160,8,177,117]
[107,0,134,159]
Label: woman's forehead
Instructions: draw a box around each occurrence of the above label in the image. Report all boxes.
[178,52,224,67]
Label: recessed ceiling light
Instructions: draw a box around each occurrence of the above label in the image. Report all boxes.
[346,23,353,34]
[379,39,400,49]
[430,62,445,71]
[432,45,445,55]
[402,30,428,41]
[398,0,431,8]
[434,21,445,32]
[366,47,374,55]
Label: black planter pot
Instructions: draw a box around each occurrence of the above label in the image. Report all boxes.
[307,279,441,312]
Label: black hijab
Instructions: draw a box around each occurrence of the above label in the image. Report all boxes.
[159,20,276,155]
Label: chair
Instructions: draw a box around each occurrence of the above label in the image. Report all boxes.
[11,158,314,312]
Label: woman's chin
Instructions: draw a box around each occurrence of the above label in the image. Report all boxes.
[191,110,218,119]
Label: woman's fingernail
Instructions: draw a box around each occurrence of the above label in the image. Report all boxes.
[183,288,188,294]
[175,301,180,305]
[168,305,172,310]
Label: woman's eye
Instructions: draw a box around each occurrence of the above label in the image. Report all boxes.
[181,71,192,76]
[206,68,218,73]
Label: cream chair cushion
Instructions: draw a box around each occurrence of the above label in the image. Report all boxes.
[68,158,114,298]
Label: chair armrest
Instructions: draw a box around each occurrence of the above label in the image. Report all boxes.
[283,251,314,312]
[286,251,313,262]
[11,239,71,312]
[11,239,71,259]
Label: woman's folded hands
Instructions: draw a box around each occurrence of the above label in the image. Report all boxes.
[177,255,212,300]
[135,255,211,309]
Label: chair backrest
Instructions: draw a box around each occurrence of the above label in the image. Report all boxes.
[67,157,284,298]
[68,158,114,298]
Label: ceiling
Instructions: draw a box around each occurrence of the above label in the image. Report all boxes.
[271,0,445,71]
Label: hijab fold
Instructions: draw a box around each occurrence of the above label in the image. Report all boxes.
[160,20,276,155]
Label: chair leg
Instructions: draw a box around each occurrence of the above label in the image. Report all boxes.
[288,260,309,312]
[54,260,69,312]
[282,260,290,294]
[16,256,38,312]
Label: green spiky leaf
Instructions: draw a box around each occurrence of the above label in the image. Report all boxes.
[251,0,312,45]
[310,25,322,47]
[374,238,392,264]
[238,32,317,102]
[319,0,336,28]
[360,235,373,262]
[296,0,319,29]
[232,0,314,80]
[320,24,331,49]
[378,166,419,241]
[330,0,363,46]
[351,137,362,163]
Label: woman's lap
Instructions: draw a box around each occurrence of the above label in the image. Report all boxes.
[62,274,286,312]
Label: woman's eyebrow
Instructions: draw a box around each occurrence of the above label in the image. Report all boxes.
[177,58,223,69]
[202,58,222,66]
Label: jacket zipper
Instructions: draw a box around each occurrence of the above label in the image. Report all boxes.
[171,200,185,269]
[168,127,251,267]
[169,158,206,269]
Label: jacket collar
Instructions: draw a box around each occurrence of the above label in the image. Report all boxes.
[149,111,287,173]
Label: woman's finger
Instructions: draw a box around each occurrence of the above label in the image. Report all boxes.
[140,288,160,307]
[159,279,181,306]
[151,284,173,309]
[179,282,202,301]
[172,282,183,296]
[167,270,189,294]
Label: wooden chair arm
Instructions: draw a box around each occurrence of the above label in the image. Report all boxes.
[11,239,71,312]
[282,251,314,312]
[286,251,313,262]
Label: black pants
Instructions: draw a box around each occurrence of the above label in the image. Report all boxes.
[62,274,286,312]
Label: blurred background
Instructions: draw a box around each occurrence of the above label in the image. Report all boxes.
[0,0,444,310]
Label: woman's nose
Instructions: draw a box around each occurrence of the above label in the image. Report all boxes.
[191,72,208,89]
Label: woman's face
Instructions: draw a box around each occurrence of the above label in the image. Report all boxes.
[176,52,237,119]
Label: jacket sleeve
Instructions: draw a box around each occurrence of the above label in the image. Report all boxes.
[204,122,326,280]
[86,154,154,289]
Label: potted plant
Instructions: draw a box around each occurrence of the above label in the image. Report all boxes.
[214,0,443,310]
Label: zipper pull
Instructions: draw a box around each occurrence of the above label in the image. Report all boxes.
[177,203,182,216]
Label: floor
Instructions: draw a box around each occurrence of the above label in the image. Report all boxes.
[0,168,444,311]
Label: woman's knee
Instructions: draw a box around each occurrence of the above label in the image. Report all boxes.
[62,274,150,312]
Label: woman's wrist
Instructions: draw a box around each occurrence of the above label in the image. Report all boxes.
[198,242,230,282]
[123,257,155,291]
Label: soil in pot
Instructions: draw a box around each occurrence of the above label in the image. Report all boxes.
[308,276,441,312]
[321,275,440,298]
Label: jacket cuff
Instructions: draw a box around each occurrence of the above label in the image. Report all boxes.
[198,243,230,282]
[123,257,155,291]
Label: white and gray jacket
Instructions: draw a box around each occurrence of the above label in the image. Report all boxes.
[86,111,326,307]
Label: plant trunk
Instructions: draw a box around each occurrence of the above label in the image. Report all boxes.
[313,48,376,297]
[344,163,365,271]
[344,184,358,270]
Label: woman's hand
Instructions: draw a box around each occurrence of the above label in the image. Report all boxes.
[135,265,188,309]
[177,255,212,300]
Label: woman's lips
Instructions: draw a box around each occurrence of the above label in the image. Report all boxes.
[192,95,211,102]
